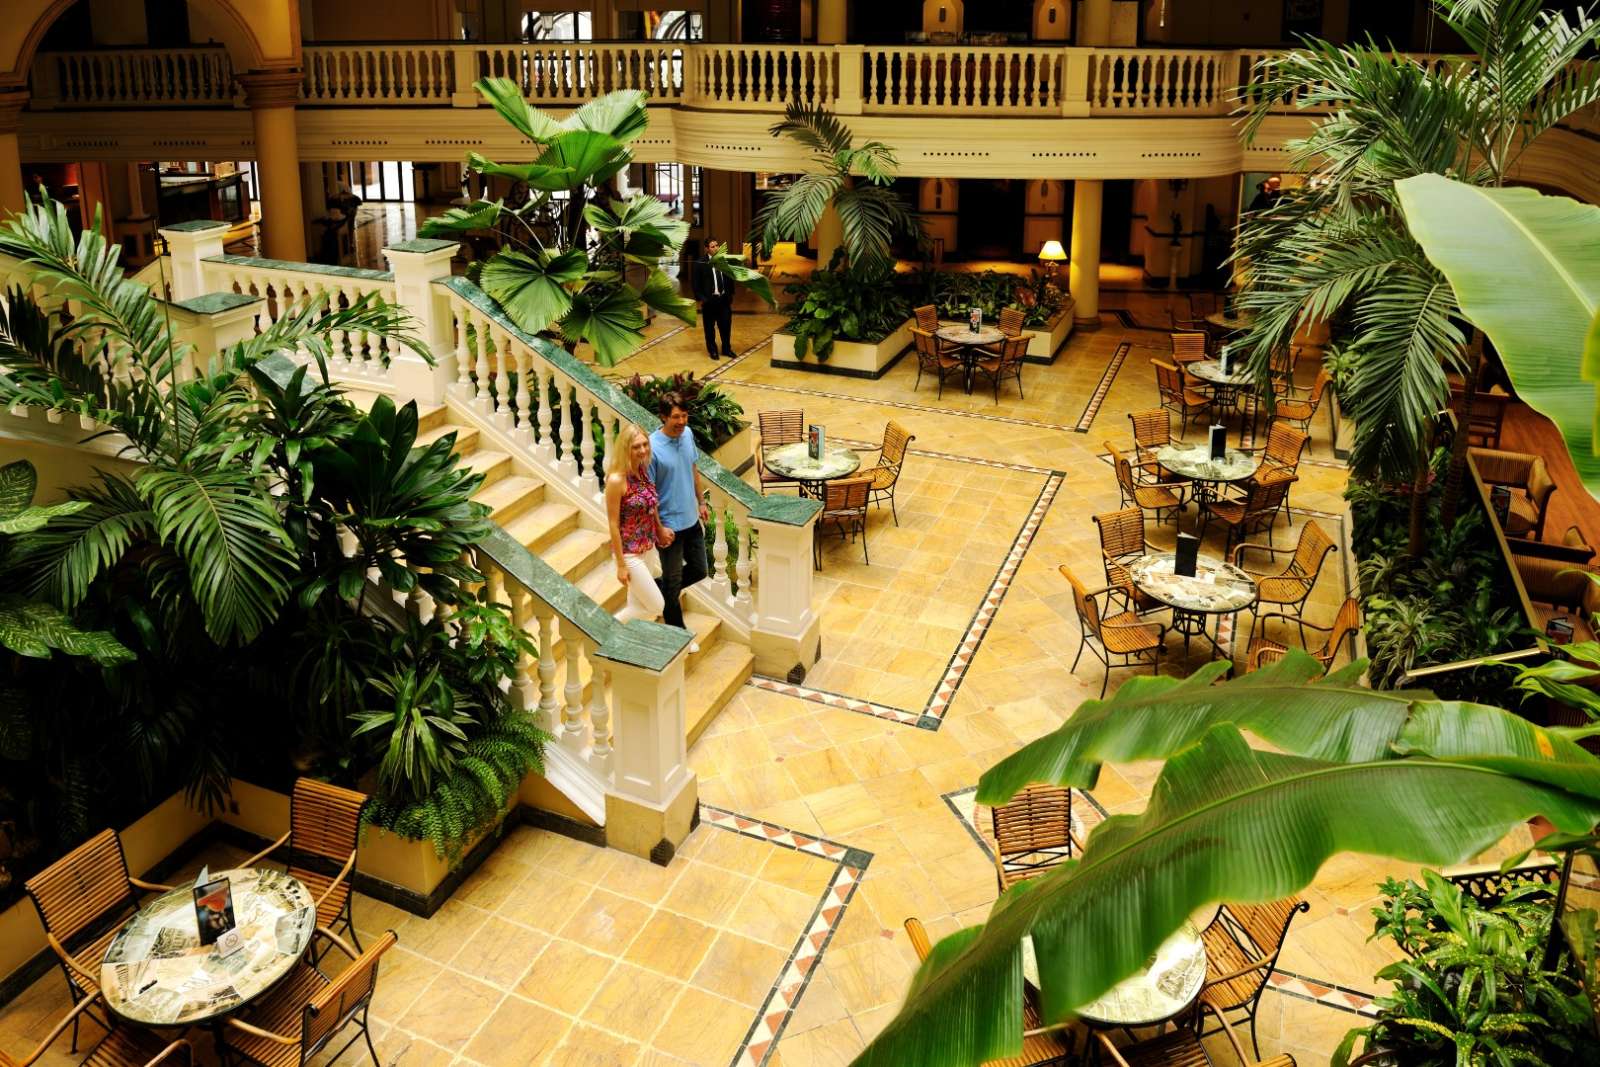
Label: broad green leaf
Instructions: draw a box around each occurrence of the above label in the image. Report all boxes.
[585,194,689,261]
[0,460,36,520]
[636,269,697,326]
[0,592,133,665]
[559,286,646,367]
[1396,174,1600,498]
[1395,699,1600,801]
[463,152,571,188]
[0,498,90,535]
[478,248,586,335]
[417,199,503,239]
[530,131,627,191]
[565,90,649,143]
[854,723,1600,1067]
[473,77,564,142]
[9,473,155,609]
[710,251,776,307]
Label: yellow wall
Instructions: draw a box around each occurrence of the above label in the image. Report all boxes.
[307,0,454,41]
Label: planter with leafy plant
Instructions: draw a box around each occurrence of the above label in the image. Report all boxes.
[770,256,915,376]
[617,370,753,473]
[924,269,1074,361]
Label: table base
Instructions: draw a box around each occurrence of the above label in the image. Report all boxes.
[1169,607,1237,666]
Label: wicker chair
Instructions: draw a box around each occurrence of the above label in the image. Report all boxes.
[912,328,966,398]
[974,335,1027,403]
[984,305,1028,354]
[1152,359,1210,436]
[1170,331,1208,367]
[245,777,367,958]
[1245,596,1361,672]
[0,994,192,1067]
[904,919,1074,1066]
[1451,385,1509,449]
[1128,409,1173,472]
[814,477,872,567]
[1201,472,1295,553]
[1470,447,1557,542]
[1231,520,1337,647]
[1194,897,1311,1060]
[1096,1010,1295,1067]
[1094,507,1167,618]
[1107,442,1186,528]
[989,784,1084,891]
[855,421,914,525]
[914,303,939,333]
[1061,565,1166,698]
[756,409,805,494]
[1242,424,1309,524]
[1270,369,1330,453]
[24,829,174,1052]
[221,929,397,1067]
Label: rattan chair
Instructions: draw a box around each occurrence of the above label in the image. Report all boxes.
[1242,423,1309,524]
[221,929,397,1067]
[1152,359,1210,436]
[1470,447,1557,541]
[1128,409,1174,478]
[912,328,966,398]
[24,829,174,1052]
[984,305,1028,354]
[1061,565,1166,699]
[1098,1006,1295,1067]
[1194,897,1311,1060]
[0,994,192,1067]
[245,777,367,959]
[814,477,872,567]
[1245,596,1361,673]
[1451,385,1509,449]
[756,409,805,494]
[1170,331,1208,367]
[1231,520,1337,647]
[914,303,940,333]
[1093,507,1167,618]
[904,919,1074,1066]
[1201,472,1295,553]
[1107,442,1186,528]
[858,421,914,525]
[1270,369,1330,453]
[989,784,1084,891]
[974,334,1027,403]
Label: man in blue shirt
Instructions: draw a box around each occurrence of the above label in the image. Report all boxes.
[648,391,711,646]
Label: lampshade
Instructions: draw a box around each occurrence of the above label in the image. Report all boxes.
[1038,240,1067,262]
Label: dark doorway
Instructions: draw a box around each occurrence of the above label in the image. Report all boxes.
[1102,179,1135,263]
[146,0,191,47]
[958,179,1026,260]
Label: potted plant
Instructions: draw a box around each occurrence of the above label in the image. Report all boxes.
[770,255,914,376]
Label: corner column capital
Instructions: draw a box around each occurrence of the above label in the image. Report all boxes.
[0,87,29,134]
[236,69,303,110]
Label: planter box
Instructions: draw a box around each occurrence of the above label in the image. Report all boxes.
[1023,302,1076,364]
[708,423,754,477]
[770,318,916,379]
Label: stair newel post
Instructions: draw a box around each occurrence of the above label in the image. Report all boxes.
[383,239,460,404]
[473,311,492,412]
[510,587,538,713]
[157,219,230,302]
[534,363,557,464]
[578,387,601,502]
[734,515,755,621]
[587,639,613,770]
[598,635,696,862]
[558,619,590,752]
[512,343,533,448]
[452,305,473,397]
[747,501,823,681]
[537,610,560,732]
[558,377,582,485]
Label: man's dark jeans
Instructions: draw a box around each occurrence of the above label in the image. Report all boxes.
[655,521,707,629]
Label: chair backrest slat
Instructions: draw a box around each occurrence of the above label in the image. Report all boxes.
[1094,507,1145,562]
[1323,597,1363,663]
[1290,521,1336,577]
[998,306,1024,336]
[1264,424,1309,471]
[25,829,136,947]
[757,409,805,450]
[991,784,1073,856]
[880,421,913,468]
[1129,409,1171,453]
[1170,332,1207,360]
[291,779,366,867]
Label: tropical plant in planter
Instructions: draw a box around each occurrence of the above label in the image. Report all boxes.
[617,371,746,451]
[782,255,913,361]
[928,270,1065,329]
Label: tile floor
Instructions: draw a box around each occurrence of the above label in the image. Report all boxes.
[0,289,1541,1067]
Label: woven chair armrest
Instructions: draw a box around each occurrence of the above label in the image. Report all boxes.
[148,1039,195,1067]
[14,992,105,1066]
[1095,1033,1134,1067]
[313,924,360,961]
[129,875,177,892]
[44,933,99,984]
[243,829,291,869]
[1256,611,1334,633]
[1229,539,1289,566]
[226,1018,300,1046]
[1102,616,1164,640]
[313,852,358,912]
[1198,1002,1252,1065]
[1203,955,1275,986]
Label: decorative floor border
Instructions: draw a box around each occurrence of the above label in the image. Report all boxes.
[698,805,873,1067]
[1074,340,1132,433]
[747,674,922,726]
[703,328,780,382]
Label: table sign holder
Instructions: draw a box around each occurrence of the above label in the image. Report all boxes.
[214,927,245,958]
[1547,617,1575,645]
[807,424,824,462]
[1220,346,1233,377]
[192,875,237,948]
[1174,534,1200,578]
[969,307,982,332]
[1208,425,1227,461]
[1490,484,1512,528]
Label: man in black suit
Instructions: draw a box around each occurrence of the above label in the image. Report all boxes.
[692,238,736,359]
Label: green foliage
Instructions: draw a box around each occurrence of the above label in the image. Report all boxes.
[616,371,746,450]
[923,270,1065,329]
[782,257,912,360]
[1332,871,1600,1067]
[419,79,691,366]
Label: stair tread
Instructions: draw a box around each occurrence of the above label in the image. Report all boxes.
[474,475,545,522]
[415,423,479,453]
[576,564,626,612]
[502,501,581,553]
[686,641,753,744]
[544,528,610,579]
[462,448,511,472]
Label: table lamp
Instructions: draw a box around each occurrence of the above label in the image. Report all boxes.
[1038,240,1067,281]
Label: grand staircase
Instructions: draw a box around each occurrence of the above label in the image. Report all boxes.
[362,392,754,748]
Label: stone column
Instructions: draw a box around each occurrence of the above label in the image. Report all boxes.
[299,161,327,260]
[817,0,847,42]
[812,203,842,268]
[237,70,307,262]
[0,88,28,218]
[1079,0,1113,45]
[1070,178,1103,326]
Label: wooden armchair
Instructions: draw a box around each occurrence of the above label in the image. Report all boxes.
[756,409,805,494]
[1170,331,1208,367]
[984,305,1028,354]
[814,477,872,567]
[1245,596,1361,673]
[914,303,940,333]
[1242,423,1309,524]
[904,919,1074,1066]
[1194,897,1311,1060]
[1202,472,1295,553]
[989,784,1084,891]
[1152,359,1210,436]
[0,994,192,1067]
[1128,409,1174,479]
[858,421,915,525]
[913,328,966,398]
[24,829,174,1051]
[1061,565,1166,699]
[1093,507,1167,618]
[1270,370,1330,454]
[1231,520,1337,648]
[1451,385,1509,449]
[246,777,367,957]
[1469,446,1557,542]
[1107,442,1186,528]
[222,929,396,1067]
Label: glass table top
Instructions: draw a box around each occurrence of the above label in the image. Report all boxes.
[764,441,862,481]
[1130,553,1257,613]
[1156,442,1258,483]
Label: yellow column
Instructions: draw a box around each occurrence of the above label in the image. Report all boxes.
[1070,178,1103,326]
[817,0,847,43]
[813,204,842,268]
[1079,0,1112,45]
[0,88,27,219]
[238,70,307,262]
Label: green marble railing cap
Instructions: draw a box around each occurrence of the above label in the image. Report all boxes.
[596,618,693,672]
[441,277,819,527]
[169,291,260,314]
[162,219,231,233]
[205,254,393,283]
[385,238,458,255]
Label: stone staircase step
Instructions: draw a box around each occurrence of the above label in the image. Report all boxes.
[685,640,754,746]
[681,611,723,672]
[575,563,627,615]
[415,423,480,455]
[503,501,581,556]
[474,475,545,526]
[461,448,513,488]
[544,528,611,583]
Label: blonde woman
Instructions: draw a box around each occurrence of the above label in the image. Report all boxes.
[605,425,669,624]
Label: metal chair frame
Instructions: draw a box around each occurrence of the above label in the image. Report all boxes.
[858,421,914,525]
[1061,565,1167,699]
[0,993,192,1067]
[814,477,872,567]
[1152,359,1210,436]
[1231,520,1337,648]
[245,778,367,964]
[912,328,966,398]
[1194,898,1311,1061]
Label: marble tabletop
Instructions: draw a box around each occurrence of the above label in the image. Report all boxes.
[1022,920,1208,1027]
[936,325,1006,347]
[101,868,316,1026]
[1204,309,1255,331]
[1130,553,1257,613]
[1156,442,1258,483]
[764,441,862,482]
[1188,359,1252,387]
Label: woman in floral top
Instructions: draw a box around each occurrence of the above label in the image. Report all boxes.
[605,424,669,624]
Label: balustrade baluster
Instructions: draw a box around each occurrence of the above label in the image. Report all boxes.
[588,644,612,766]
[330,293,352,375]
[513,347,533,446]
[578,389,599,499]
[560,622,587,749]
[559,379,581,484]
[535,365,556,461]
[537,612,559,732]
[735,517,755,619]
[710,503,730,597]
[511,590,537,712]
[452,311,472,395]
[473,313,492,410]
[490,326,511,427]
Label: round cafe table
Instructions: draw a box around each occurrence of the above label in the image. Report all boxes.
[1204,309,1255,333]
[1023,920,1208,1028]
[936,324,1006,393]
[762,440,861,498]
[1155,442,1258,506]
[100,868,317,1028]
[1186,358,1258,440]
[1130,552,1257,664]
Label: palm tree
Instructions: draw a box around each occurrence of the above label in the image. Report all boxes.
[849,652,1600,1066]
[1233,0,1600,548]
[752,103,924,274]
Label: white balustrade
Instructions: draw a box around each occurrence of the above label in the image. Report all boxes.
[465,43,682,102]
[861,46,1065,114]
[686,45,837,109]
[301,45,456,104]
[33,48,236,107]
[1087,49,1229,114]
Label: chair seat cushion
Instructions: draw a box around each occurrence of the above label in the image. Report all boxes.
[1182,390,1210,408]
[1100,612,1162,653]
[859,465,898,490]
[759,465,796,485]
[1505,494,1538,536]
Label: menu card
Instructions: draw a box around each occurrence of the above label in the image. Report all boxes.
[807,424,824,461]
[1208,425,1227,461]
[1175,534,1200,578]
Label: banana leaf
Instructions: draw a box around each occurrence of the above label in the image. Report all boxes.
[710,251,776,307]
[1395,174,1600,499]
